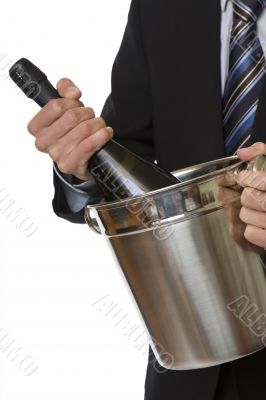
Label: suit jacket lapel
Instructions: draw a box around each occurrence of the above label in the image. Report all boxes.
[174,0,225,164]
[143,0,225,169]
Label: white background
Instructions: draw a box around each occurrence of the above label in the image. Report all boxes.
[0,1,148,398]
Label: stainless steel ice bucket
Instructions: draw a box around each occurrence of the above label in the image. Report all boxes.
[85,156,266,370]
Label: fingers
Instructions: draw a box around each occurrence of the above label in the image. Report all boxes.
[226,142,266,249]
[56,126,113,180]
[28,98,84,133]
[236,172,266,249]
[240,207,266,229]
[236,170,266,191]
[237,142,266,161]
[27,77,83,134]
[241,187,266,212]
[56,78,82,100]
[243,225,266,248]
[34,108,96,152]
[48,117,107,159]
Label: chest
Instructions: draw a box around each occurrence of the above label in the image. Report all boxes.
[141,0,224,169]
[140,0,266,170]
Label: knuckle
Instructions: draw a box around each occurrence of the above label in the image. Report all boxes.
[86,117,106,132]
[82,137,95,154]
[87,107,95,119]
[27,120,35,134]
[49,147,60,163]
[101,127,113,142]
[64,108,80,125]
[97,116,107,127]
[57,160,72,174]
[48,99,64,114]
[57,77,69,88]
[98,117,106,126]
[78,121,91,136]
[35,137,47,152]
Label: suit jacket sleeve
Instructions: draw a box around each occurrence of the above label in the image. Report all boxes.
[52,0,154,224]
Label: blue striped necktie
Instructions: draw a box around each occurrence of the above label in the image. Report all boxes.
[223,0,266,155]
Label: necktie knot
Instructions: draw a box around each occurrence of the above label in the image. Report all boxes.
[232,0,265,23]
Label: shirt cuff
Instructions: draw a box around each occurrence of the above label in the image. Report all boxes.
[53,163,103,213]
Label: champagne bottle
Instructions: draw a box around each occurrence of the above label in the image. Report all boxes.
[9,58,179,201]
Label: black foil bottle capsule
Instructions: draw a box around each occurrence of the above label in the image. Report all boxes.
[9,58,179,201]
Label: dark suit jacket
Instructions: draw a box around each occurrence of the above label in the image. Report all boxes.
[53,1,266,398]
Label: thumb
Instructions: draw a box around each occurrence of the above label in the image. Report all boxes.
[237,142,266,161]
[56,78,82,100]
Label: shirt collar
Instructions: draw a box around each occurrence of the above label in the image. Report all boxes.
[221,0,230,12]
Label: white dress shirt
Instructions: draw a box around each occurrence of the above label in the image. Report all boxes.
[57,0,266,212]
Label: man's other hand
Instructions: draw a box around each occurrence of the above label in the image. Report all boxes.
[236,142,266,249]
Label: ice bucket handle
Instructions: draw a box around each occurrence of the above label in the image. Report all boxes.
[233,154,266,174]
[84,207,102,234]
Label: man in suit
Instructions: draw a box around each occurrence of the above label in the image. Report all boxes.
[27,0,266,398]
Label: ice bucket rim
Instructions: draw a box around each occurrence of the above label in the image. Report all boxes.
[85,155,242,212]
